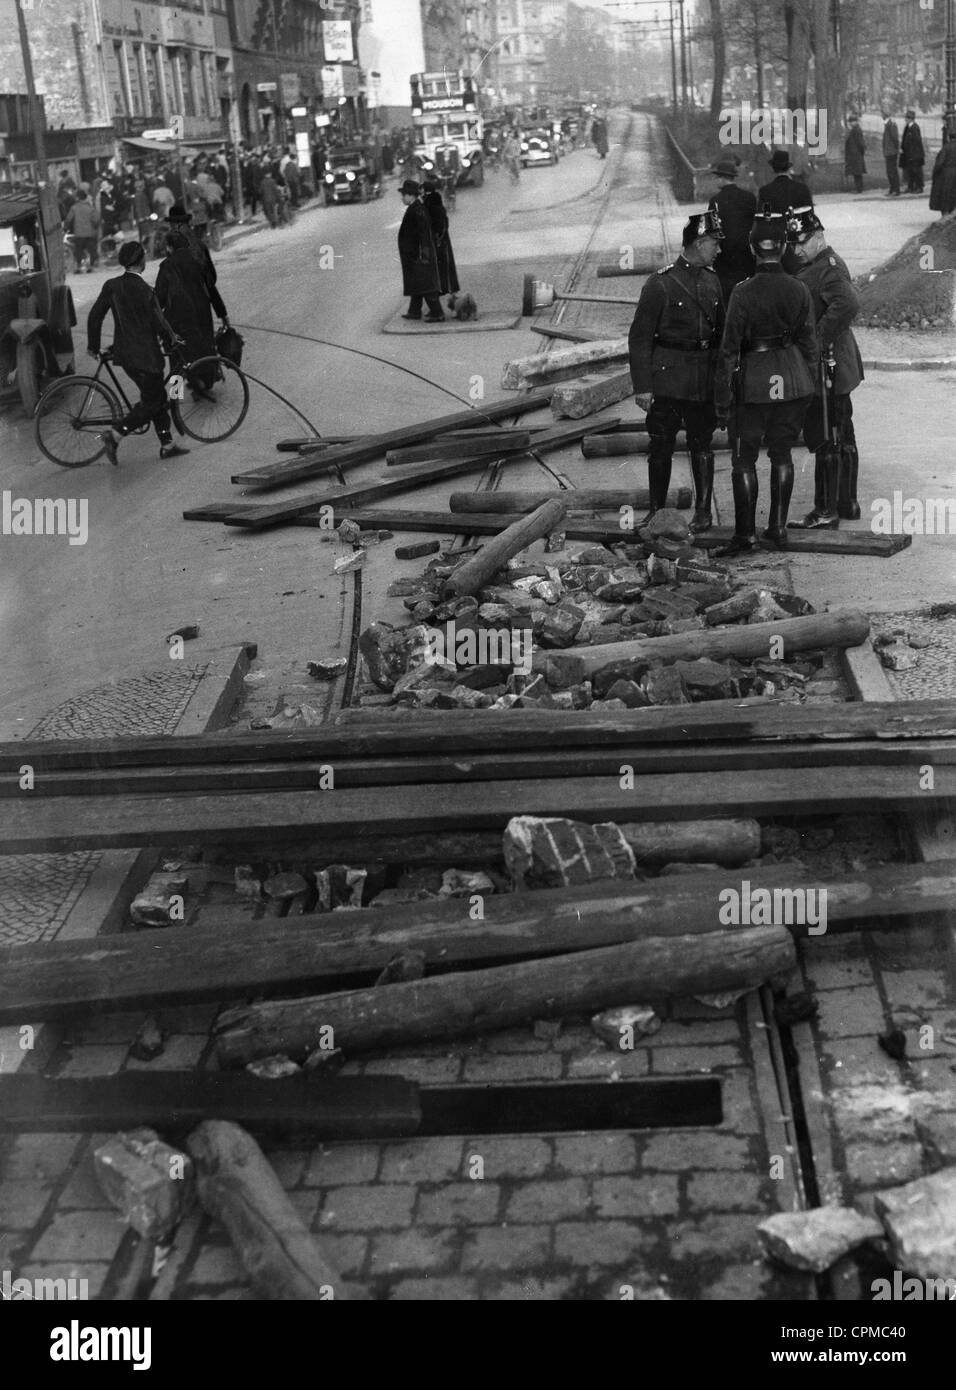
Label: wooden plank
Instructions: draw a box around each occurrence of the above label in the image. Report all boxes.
[7,699,956,774]
[10,738,956,800]
[551,368,635,419]
[275,436,356,452]
[231,391,556,490]
[448,488,691,513]
[531,324,610,343]
[290,510,663,540]
[0,1073,422,1139]
[215,926,797,1065]
[596,263,661,277]
[4,858,953,1025]
[386,434,532,465]
[3,764,955,853]
[502,339,628,389]
[692,527,912,558]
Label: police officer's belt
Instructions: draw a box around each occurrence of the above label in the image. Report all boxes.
[742,333,792,352]
[654,336,714,351]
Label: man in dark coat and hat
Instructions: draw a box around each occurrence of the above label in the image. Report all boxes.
[757,150,813,213]
[882,109,901,195]
[166,203,219,285]
[397,179,444,321]
[422,177,460,301]
[708,158,756,304]
[155,229,229,389]
[929,130,956,216]
[900,111,925,193]
[844,115,866,193]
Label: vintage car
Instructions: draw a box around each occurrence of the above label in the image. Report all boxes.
[322,147,383,205]
[520,128,559,168]
[0,184,76,414]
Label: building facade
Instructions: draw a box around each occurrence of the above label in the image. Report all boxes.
[357,0,425,128]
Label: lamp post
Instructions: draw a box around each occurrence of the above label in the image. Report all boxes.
[14,0,48,183]
[945,0,956,138]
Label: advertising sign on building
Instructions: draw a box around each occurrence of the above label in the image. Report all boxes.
[323,20,354,63]
[281,73,300,106]
[322,65,344,99]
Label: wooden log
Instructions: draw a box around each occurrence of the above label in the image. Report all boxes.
[596,262,662,277]
[531,324,609,343]
[551,369,635,419]
[0,1073,421,1138]
[187,1120,357,1300]
[622,819,760,866]
[448,488,692,512]
[215,926,797,1065]
[692,528,912,558]
[445,498,569,598]
[501,339,629,389]
[291,509,657,541]
[540,608,871,677]
[433,428,549,443]
[584,432,683,456]
[231,391,556,491]
[386,434,532,466]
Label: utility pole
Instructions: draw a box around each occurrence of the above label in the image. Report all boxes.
[14,0,48,184]
[946,0,956,139]
[669,1,679,116]
[679,0,689,124]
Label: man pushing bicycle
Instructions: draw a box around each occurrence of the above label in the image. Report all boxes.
[86,240,190,465]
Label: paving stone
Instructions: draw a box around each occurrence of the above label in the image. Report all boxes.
[910,1058,956,1096]
[125,1033,207,1070]
[566,1048,649,1078]
[417,1182,502,1226]
[592,1175,680,1218]
[875,1167,956,1280]
[650,1019,743,1045]
[757,1207,884,1272]
[668,1214,761,1261]
[484,1028,552,1053]
[640,1132,752,1170]
[461,1136,552,1178]
[830,1085,921,1145]
[460,1225,552,1272]
[844,1142,925,1189]
[64,1012,147,1045]
[462,1053,563,1083]
[918,1111,956,1163]
[318,1185,416,1231]
[687,1172,768,1212]
[29,1210,127,1262]
[378,1138,465,1184]
[650,1044,742,1073]
[814,987,887,1040]
[362,1055,463,1084]
[553,1220,652,1266]
[0,1133,83,1184]
[485,1276,575,1300]
[389,1278,479,1300]
[801,955,877,991]
[55,1045,128,1078]
[505,1178,589,1223]
[58,1156,116,1210]
[0,1181,53,1230]
[368,1229,457,1276]
[259,1148,310,1188]
[821,1039,902,1088]
[310,1233,367,1278]
[699,1263,783,1300]
[303,1144,381,1187]
[553,1135,637,1175]
[189,1242,245,1284]
[881,970,950,1011]
[718,1070,763,1134]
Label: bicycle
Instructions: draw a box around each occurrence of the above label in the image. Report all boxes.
[34,344,249,468]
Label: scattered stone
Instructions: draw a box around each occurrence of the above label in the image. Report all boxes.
[303,1045,347,1074]
[263,872,311,916]
[543,653,586,688]
[333,549,367,573]
[374,950,427,986]
[336,518,362,544]
[748,593,792,624]
[644,508,690,541]
[306,657,348,681]
[436,685,495,709]
[504,815,635,890]
[129,1016,166,1062]
[129,873,189,927]
[590,698,627,711]
[879,642,919,671]
[359,621,412,690]
[545,529,566,552]
[234,865,262,901]
[167,623,199,641]
[439,868,496,898]
[433,595,479,625]
[396,540,442,560]
[694,989,749,1009]
[540,604,585,648]
[674,658,739,700]
[642,665,688,706]
[874,1168,956,1280]
[455,663,513,689]
[94,1129,194,1241]
[572,545,621,566]
[246,1055,302,1079]
[591,1005,661,1049]
[757,1208,884,1273]
[660,615,706,635]
[604,679,651,708]
[315,865,366,910]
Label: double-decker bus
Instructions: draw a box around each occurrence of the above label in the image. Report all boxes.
[410,71,485,187]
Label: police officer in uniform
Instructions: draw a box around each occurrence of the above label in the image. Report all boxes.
[786,206,864,528]
[628,210,725,532]
[714,210,818,554]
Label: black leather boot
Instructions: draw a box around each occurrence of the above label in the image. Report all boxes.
[688,450,715,533]
[714,465,758,556]
[646,448,673,514]
[762,456,794,547]
[838,443,862,520]
[791,446,840,529]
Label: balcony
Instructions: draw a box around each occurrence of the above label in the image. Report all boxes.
[160,9,214,50]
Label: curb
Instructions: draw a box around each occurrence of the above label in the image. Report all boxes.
[862,356,956,372]
[0,642,255,1081]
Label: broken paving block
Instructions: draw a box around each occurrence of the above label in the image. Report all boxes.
[504,815,635,890]
[396,540,442,560]
[874,1167,956,1280]
[94,1128,194,1242]
[644,508,690,541]
[440,869,497,898]
[674,659,739,701]
[592,1006,661,1050]
[303,1046,346,1074]
[359,621,415,691]
[333,548,367,574]
[542,653,586,689]
[539,603,585,648]
[592,656,652,697]
[246,1055,302,1079]
[263,872,311,916]
[315,864,367,911]
[129,1016,166,1062]
[307,658,348,681]
[129,873,188,927]
[758,1208,885,1274]
[879,642,919,672]
[234,865,262,901]
[642,665,689,706]
[604,679,651,708]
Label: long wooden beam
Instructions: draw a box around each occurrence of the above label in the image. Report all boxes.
[447,488,692,513]
[230,391,556,490]
[3,860,953,1025]
[2,765,954,853]
[5,699,956,774]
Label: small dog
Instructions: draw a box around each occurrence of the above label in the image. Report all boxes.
[447,291,478,321]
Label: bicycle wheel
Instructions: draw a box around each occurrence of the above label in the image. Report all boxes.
[34,376,120,467]
[171,357,249,443]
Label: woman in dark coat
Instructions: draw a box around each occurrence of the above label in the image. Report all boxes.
[397,179,444,321]
[154,230,228,387]
[929,132,956,216]
[422,178,460,299]
[591,116,609,159]
[844,116,866,193]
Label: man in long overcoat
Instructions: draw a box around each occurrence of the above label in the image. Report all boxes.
[155,229,229,387]
[900,111,925,193]
[422,178,459,300]
[844,116,866,193]
[397,179,444,321]
[882,110,901,195]
[929,131,956,216]
[707,158,756,304]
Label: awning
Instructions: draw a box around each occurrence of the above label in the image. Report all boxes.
[121,136,220,155]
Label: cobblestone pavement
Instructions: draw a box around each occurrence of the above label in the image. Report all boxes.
[871,613,956,700]
[0,666,205,948]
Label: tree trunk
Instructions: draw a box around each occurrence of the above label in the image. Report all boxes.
[785,0,811,108]
[709,0,727,120]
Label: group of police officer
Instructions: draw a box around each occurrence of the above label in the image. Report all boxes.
[628,158,863,557]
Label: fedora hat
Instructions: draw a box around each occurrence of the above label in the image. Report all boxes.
[167,203,191,223]
[398,178,421,196]
[905,109,917,120]
[711,157,738,178]
[769,150,792,172]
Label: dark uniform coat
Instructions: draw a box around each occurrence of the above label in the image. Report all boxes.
[87,271,175,374]
[756,173,813,214]
[423,189,460,295]
[715,263,818,411]
[793,246,863,396]
[708,183,756,299]
[628,256,725,402]
[154,247,227,364]
[929,140,956,215]
[844,125,866,177]
[398,199,441,297]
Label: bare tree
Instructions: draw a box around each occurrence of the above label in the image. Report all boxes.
[709,0,726,118]
[785,0,811,108]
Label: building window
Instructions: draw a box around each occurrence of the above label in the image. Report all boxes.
[110,42,129,117]
[129,45,145,116]
[145,46,163,117]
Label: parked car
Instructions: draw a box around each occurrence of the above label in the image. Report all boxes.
[322,147,382,205]
[520,128,559,168]
[0,185,76,414]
